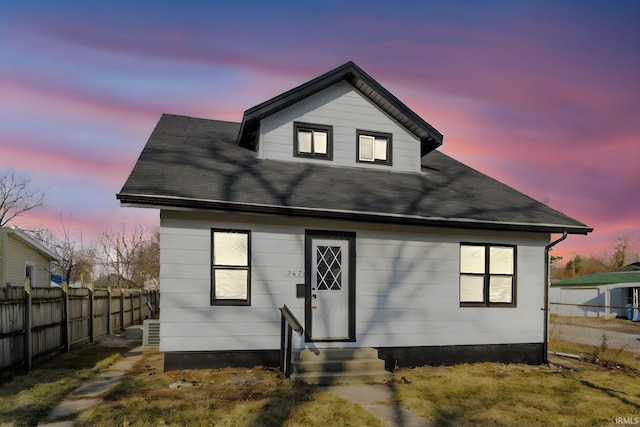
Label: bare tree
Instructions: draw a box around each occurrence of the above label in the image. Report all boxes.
[0,168,46,226]
[27,221,96,286]
[99,222,155,288]
[610,234,639,270]
[130,229,160,289]
[552,234,640,280]
[53,226,96,286]
[74,246,96,286]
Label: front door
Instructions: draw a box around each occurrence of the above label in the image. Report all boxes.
[305,231,355,341]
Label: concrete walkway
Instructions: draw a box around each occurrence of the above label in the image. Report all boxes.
[37,346,145,427]
[321,384,431,427]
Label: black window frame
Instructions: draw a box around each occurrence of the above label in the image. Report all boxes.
[459,243,517,308]
[293,122,333,160]
[356,129,392,166]
[211,228,251,306]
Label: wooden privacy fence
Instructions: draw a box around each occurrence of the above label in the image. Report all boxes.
[0,285,159,371]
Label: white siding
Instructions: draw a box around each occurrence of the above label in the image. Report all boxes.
[160,212,305,352]
[259,81,422,173]
[159,210,550,353]
[3,233,51,288]
[549,286,630,318]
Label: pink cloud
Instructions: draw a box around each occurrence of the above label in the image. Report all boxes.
[19,16,314,82]
[413,95,639,268]
[1,2,636,267]
[15,206,159,246]
[1,77,160,125]
[1,140,134,185]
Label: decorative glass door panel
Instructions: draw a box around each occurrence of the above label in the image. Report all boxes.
[316,245,342,290]
[310,238,349,339]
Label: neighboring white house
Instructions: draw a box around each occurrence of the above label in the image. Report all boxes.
[0,226,57,288]
[551,269,640,320]
[118,62,592,371]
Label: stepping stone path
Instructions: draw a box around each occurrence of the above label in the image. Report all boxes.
[37,347,144,427]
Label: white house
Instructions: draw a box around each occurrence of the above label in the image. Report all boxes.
[551,269,640,320]
[1,226,57,288]
[118,62,591,372]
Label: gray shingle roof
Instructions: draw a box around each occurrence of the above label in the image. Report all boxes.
[118,114,591,234]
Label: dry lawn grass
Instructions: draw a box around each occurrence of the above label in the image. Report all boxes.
[550,339,640,371]
[75,350,384,427]
[0,344,129,427]
[393,361,640,426]
[3,341,640,426]
[77,349,640,427]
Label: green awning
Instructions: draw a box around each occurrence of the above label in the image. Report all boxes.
[552,271,640,287]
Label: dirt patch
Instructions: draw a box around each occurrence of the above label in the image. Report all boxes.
[547,354,599,371]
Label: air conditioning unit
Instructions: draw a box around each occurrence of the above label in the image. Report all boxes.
[143,319,160,347]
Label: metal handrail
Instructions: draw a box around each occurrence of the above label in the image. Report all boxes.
[280,304,303,333]
[279,304,303,378]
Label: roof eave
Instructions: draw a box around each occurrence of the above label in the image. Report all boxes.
[117,193,593,235]
[7,227,58,261]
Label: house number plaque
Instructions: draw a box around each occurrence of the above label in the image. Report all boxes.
[287,269,304,278]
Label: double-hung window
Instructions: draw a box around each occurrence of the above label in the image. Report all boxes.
[211,229,251,306]
[294,122,333,160]
[357,130,392,165]
[459,243,516,307]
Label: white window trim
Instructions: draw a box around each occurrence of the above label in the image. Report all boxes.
[25,261,35,289]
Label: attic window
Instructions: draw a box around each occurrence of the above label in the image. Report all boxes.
[294,122,333,160]
[357,130,392,165]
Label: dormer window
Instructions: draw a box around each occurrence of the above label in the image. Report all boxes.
[294,122,333,160]
[357,130,392,165]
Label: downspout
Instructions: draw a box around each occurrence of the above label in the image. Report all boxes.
[543,231,567,364]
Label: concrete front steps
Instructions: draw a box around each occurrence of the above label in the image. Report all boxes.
[291,348,392,385]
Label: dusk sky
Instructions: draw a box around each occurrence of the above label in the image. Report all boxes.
[1,1,638,263]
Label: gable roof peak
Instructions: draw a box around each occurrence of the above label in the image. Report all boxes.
[1,226,58,260]
[237,61,443,155]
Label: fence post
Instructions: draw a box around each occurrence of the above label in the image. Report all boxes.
[120,289,125,331]
[138,289,143,324]
[23,280,32,370]
[88,288,94,343]
[107,287,111,336]
[62,283,70,352]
